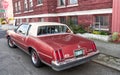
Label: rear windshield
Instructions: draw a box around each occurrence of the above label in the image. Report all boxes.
[37,25,71,35]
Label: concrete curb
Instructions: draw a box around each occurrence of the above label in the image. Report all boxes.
[93,60,120,71]
[92,54,120,71]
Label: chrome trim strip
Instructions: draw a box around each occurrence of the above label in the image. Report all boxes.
[38,52,53,59]
[52,50,99,66]
[51,50,99,71]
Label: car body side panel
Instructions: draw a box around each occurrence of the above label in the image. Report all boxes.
[26,37,54,64]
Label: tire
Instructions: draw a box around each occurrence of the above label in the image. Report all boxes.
[8,37,16,48]
[31,50,43,67]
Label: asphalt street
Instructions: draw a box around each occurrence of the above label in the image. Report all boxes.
[0,30,6,39]
[0,29,120,75]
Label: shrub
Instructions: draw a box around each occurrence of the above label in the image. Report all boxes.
[0,18,6,24]
[1,20,7,24]
[118,33,120,42]
[100,31,109,35]
[92,30,101,35]
[112,32,119,41]
[72,25,87,34]
[66,19,87,34]
[92,30,109,35]
[111,32,120,43]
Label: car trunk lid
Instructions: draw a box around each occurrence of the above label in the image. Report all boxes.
[37,34,96,60]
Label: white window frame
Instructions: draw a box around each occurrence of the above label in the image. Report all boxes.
[58,0,65,6]
[29,0,33,9]
[59,17,66,24]
[15,2,18,13]
[95,16,109,26]
[69,0,78,5]
[24,0,28,11]
[18,1,21,12]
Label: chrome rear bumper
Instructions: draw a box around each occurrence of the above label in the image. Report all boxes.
[52,50,99,71]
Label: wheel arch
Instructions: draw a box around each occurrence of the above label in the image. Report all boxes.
[6,35,10,39]
[28,47,34,55]
[28,46,39,56]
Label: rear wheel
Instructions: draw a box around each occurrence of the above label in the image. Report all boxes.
[8,37,16,48]
[31,50,43,67]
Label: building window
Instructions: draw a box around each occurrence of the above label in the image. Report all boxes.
[26,18,29,23]
[18,1,21,12]
[16,19,20,25]
[20,19,22,24]
[37,0,42,4]
[69,16,78,25]
[15,2,18,13]
[69,0,78,5]
[95,16,109,27]
[60,17,66,24]
[29,0,33,10]
[29,18,34,22]
[24,0,28,11]
[58,0,65,6]
[39,18,44,22]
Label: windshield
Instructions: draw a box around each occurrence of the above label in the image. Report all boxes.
[37,25,71,35]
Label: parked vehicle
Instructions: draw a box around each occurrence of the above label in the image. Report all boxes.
[6,22,99,71]
[1,24,18,30]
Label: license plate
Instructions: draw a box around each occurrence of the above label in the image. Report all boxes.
[74,50,83,57]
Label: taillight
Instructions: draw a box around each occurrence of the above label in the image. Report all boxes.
[54,49,64,61]
[92,42,97,51]
[54,50,60,61]
[59,49,64,60]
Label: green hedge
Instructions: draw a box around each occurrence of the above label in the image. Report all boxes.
[92,30,109,35]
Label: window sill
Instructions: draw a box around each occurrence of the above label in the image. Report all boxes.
[94,28,109,31]
[29,10,33,12]
[57,6,66,9]
[67,4,78,7]
[36,4,43,7]
[24,11,29,13]
[15,12,21,14]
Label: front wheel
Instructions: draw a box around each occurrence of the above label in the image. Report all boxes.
[31,50,43,67]
[8,37,16,48]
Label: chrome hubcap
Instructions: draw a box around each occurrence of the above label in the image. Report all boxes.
[32,52,38,64]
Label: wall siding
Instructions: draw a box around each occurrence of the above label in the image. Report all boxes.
[112,0,120,33]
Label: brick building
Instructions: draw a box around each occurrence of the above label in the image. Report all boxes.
[12,0,120,33]
[0,0,5,18]
[0,0,13,24]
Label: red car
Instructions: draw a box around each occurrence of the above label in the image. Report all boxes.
[6,22,99,71]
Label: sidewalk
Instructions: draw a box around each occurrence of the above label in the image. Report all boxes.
[94,40,120,58]
[77,33,120,58]
[92,39,120,71]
